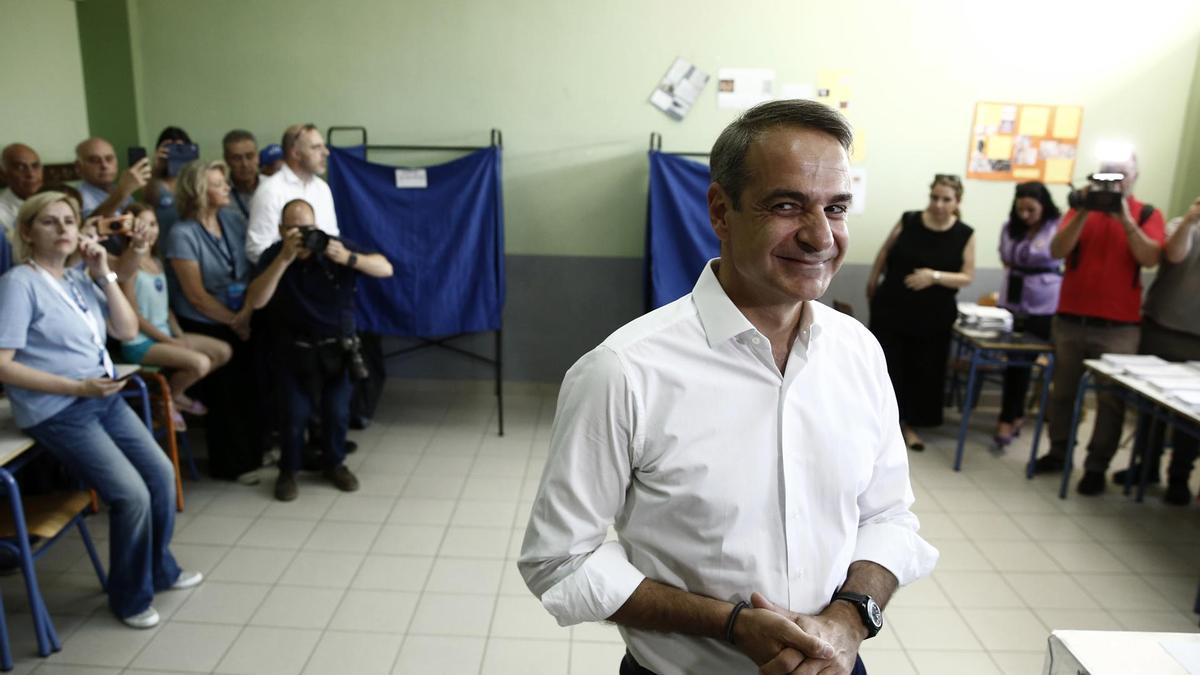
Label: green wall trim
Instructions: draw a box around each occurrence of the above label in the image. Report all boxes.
[76,0,141,158]
[1171,42,1200,218]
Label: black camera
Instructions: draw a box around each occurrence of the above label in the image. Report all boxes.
[301,228,330,255]
[339,335,370,381]
[1067,173,1125,213]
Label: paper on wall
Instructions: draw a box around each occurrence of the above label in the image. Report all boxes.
[717,68,774,109]
[1052,106,1082,139]
[649,57,710,121]
[395,169,427,189]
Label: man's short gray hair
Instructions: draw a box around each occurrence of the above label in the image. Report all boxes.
[222,129,257,149]
[710,99,853,209]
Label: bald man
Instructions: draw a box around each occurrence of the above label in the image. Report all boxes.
[0,143,43,236]
[75,137,151,217]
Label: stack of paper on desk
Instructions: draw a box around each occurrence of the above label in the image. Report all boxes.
[1171,390,1200,411]
[1124,363,1198,379]
[956,303,1012,332]
[1100,354,1166,367]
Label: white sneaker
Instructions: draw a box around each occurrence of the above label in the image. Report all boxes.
[236,469,261,486]
[123,607,160,629]
[171,570,204,590]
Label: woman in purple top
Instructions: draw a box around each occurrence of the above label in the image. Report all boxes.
[995,182,1062,447]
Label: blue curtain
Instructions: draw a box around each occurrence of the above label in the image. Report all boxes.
[327,145,505,337]
[0,233,12,277]
[645,150,717,309]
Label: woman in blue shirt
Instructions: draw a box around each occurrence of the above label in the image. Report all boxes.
[0,192,201,629]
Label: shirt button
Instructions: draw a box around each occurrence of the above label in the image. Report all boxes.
[752,337,762,345]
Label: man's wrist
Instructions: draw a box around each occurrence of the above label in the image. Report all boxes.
[826,599,870,642]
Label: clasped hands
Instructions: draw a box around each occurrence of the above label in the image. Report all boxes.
[735,592,864,675]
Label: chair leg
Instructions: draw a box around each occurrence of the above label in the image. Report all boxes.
[0,586,13,671]
[75,518,107,591]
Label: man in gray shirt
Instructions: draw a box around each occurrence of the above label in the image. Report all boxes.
[1123,195,1200,504]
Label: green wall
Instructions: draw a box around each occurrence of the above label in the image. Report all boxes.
[1171,41,1200,218]
[75,0,142,160]
[0,0,90,162]
[115,0,1200,265]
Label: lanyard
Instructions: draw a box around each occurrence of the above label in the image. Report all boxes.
[232,189,249,218]
[199,214,238,276]
[28,261,115,378]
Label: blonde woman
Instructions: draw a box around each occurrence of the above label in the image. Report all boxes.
[119,203,232,425]
[867,174,976,450]
[164,160,262,481]
[0,192,201,628]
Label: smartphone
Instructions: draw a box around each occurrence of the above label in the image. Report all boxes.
[165,143,200,177]
[128,146,147,167]
[96,214,132,237]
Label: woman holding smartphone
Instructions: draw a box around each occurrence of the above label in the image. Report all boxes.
[143,126,194,234]
[0,191,201,629]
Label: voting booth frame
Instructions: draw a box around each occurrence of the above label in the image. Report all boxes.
[326,126,506,436]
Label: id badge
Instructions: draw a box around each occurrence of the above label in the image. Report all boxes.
[224,282,247,311]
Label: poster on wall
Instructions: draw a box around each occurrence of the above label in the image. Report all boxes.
[849,167,867,215]
[649,57,710,121]
[967,101,1083,183]
[716,68,774,109]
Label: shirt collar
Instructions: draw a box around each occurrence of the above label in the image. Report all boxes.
[692,258,823,349]
[280,163,309,187]
[0,187,20,207]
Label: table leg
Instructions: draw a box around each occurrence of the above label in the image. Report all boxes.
[1028,354,1054,478]
[1137,409,1164,503]
[954,348,981,471]
[1060,371,1092,499]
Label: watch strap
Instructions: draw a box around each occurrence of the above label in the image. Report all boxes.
[833,591,882,639]
[348,253,359,268]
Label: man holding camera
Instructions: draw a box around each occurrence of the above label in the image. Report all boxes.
[247,199,393,502]
[74,137,151,218]
[1031,157,1165,496]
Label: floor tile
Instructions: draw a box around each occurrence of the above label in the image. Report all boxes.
[489,595,571,640]
[934,571,1023,608]
[989,650,1046,675]
[236,518,316,550]
[400,475,465,499]
[279,551,364,588]
[451,500,518,528]
[208,547,296,584]
[386,498,457,525]
[52,614,159,668]
[887,608,981,651]
[1040,541,1131,573]
[961,607,1049,651]
[425,557,506,594]
[408,593,496,636]
[302,521,382,553]
[438,526,511,558]
[328,589,419,633]
[215,626,320,675]
[569,640,629,675]
[351,554,435,592]
[856,648,915,675]
[261,492,335,520]
[1034,608,1122,631]
[924,539,994,571]
[173,581,272,624]
[372,524,445,556]
[324,495,398,523]
[571,621,625,644]
[1002,572,1098,609]
[392,635,486,674]
[1073,573,1179,611]
[129,622,241,672]
[174,515,254,546]
[250,585,344,629]
[1010,514,1094,541]
[480,638,569,675]
[906,650,1001,674]
[301,631,402,675]
[1111,609,1200,632]
[972,540,1060,572]
[952,513,1030,541]
[890,575,952,608]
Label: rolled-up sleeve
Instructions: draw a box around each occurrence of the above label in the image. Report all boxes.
[852,338,939,586]
[517,346,646,626]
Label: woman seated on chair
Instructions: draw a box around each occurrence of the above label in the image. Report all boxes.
[0,191,201,630]
[119,203,232,427]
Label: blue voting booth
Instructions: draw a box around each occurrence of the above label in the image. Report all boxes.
[644,133,716,310]
[326,128,506,433]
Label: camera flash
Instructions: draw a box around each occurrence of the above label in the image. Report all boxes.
[1095,140,1134,164]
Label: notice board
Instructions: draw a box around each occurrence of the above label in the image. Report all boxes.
[966,102,1083,184]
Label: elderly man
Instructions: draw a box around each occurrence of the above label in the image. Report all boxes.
[75,137,151,217]
[1031,156,1165,495]
[519,100,937,675]
[245,124,336,264]
[223,130,260,219]
[0,143,43,235]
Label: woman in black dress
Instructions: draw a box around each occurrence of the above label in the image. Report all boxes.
[867,174,976,450]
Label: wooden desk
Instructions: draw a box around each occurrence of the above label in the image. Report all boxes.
[0,399,35,468]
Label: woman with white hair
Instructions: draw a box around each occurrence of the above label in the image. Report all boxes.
[0,191,201,629]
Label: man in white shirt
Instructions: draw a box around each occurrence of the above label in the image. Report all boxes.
[75,137,151,217]
[1,143,43,237]
[519,100,937,675]
[245,124,337,264]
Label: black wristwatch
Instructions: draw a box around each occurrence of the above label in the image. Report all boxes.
[833,592,883,639]
[347,253,359,269]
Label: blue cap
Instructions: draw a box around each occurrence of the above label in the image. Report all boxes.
[259,143,283,166]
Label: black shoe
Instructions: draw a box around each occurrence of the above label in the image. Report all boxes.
[345,440,358,454]
[1077,471,1106,496]
[349,416,371,430]
[1112,466,1160,486]
[1031,455,1065,475]
[274,471,298,502]
[1164,478,1193,506]
[323,465,360,492]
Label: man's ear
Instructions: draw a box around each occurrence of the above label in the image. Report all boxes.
[708,182,732,243]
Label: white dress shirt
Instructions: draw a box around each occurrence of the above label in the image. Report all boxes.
[245,163,338,263]
[519,261,938,675]
[0,188,22,238]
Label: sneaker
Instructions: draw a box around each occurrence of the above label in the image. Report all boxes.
[323,465,360,492]
[236,469,261,486]
[1077,471,1106,496]
[275,471,299,502]
[171,570,204,590]
[1112,466,1160,486]
[1031,454,1065,475]
[122,606,160,629]
[1164,478,1193,506]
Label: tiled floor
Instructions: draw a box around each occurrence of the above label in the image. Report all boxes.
[3,380,1199,674]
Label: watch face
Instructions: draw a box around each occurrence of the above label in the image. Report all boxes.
[867,599,883,628]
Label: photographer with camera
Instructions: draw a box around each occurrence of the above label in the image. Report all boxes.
[1031,156,1165,496]
[247,199,392,502]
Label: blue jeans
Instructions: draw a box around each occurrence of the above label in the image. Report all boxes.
[280,360,352,473]
[25,395,181,618]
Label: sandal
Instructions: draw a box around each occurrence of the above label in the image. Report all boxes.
[173,397,208,416]
[168,400,188,431]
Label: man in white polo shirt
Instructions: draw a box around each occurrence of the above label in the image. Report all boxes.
[245,123,336,264]
[520,100,937,675]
